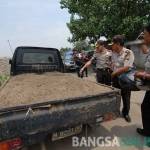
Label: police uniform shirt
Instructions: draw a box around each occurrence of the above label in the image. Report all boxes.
[112,47,134,71]
[145,50,150,73]
[91,49,112,69]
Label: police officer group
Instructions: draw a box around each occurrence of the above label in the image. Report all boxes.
[80,24,150,143]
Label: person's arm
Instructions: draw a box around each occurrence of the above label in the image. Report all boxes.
[111,66,130,77]
[145,73,150,80]
[135,71,150,80]
[80,59,92,73]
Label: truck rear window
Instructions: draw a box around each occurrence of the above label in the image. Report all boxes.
[23,53,54,64]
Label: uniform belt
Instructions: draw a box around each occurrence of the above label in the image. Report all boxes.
[97,68,110,71]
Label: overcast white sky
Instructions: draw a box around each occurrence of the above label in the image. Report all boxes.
[0,0,72,57]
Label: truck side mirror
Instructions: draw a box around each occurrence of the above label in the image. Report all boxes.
[9,59,12,64]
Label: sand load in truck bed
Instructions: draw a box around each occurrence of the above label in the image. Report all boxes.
[0,72,113,109]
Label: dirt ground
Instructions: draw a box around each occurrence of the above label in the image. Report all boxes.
[0,72,112,109]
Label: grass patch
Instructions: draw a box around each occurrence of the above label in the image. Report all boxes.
[0,75,9,86]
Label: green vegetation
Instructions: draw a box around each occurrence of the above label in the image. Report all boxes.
[0,75,9,86]
[60,0,150,43]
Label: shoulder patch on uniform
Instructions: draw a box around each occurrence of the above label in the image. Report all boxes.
[124,49,131,60]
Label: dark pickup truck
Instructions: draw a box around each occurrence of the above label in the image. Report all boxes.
[0,46,121,150]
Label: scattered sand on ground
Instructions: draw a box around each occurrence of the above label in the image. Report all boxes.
[0,72,112,109]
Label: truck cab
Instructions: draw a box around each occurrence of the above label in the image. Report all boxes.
[10,46,64,75]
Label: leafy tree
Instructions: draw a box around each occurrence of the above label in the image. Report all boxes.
[73,40,89,51]
[60,47,71,58]
[60,0,150,42]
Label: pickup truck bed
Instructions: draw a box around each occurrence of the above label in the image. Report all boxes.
[0,72,112,110]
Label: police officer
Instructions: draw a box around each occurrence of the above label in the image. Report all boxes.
[111,35,135,122]
[135,24,150,138]
[80,39,112,86]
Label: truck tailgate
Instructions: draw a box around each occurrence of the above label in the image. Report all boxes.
[0,89,120,142]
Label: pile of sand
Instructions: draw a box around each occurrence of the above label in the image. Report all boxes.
[0,72,112,109]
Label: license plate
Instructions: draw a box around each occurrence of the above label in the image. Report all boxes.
[52,125,82,141]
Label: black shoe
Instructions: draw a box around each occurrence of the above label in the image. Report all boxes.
[124,115,131,122]
[136,128,150,137]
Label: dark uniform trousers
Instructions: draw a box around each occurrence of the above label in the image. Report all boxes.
[75,60,83,77]
[96,68,112,86]
[112,76,131,116]
[141,91,150,134]
[76,61,88,78]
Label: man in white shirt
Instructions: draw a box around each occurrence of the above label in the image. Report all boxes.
[111,35,135,122]
[135,24,150,140]
[80,39,112,85]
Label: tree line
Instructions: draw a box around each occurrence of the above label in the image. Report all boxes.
[60,0,150,43]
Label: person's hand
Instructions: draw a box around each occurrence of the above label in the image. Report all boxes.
[140,44,149,54]
[111,72,117,78]
[80,68,84,75]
